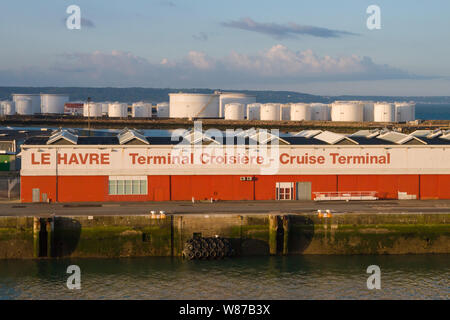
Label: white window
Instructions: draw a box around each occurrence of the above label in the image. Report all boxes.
[108,176,147,195]
[276,182,294,200]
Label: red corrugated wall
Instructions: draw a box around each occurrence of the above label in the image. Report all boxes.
[170,175,254,201]
[337,175,420,199]
[20,174,450,202]
[21,176,57,202]
[58,176,107,202]
[420,175,450,199]
[254,175,338,200]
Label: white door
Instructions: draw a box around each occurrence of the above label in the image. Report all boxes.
[276,182,294,200]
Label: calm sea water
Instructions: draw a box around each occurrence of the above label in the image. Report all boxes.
[415,104,450,120]
[0,255,448,300]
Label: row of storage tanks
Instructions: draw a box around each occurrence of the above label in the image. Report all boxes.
[0,94,69,115]
[243,101,415,122]
[0,92,415,122]
[81,102,169,118]
[0,93,170,118]
[168,93,415,122]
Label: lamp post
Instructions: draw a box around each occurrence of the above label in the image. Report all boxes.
[87,97,91,135]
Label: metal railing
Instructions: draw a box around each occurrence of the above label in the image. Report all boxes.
[313,191,378,201]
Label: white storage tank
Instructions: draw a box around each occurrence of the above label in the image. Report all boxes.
[280,104,291,120]
[16,99,33,115]
[260,103,280,121]
[224,103,245,120]
[247,103,261,120]
[310,103,330,121]
[169,93,220,118]
[132,102,152,118]
[156,102,169,118]
[218,92,256,118]
[395,102,415,122]
[108,103,128,118]
[331,101,363,122]
[100,103,109,115]
[40,94,69,114]
[362,101,374,122]
[1,101,15,115]
[83,102,102,117]
[12,94,40,114]
[290,103,311,121]
[374,102,395,122]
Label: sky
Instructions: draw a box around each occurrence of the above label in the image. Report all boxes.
[0,0,449,95]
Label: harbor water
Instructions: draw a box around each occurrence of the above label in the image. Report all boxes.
[0,255,448,300]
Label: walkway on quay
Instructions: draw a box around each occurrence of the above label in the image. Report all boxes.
[0,199,449,216]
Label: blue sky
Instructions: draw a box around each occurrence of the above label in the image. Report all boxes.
[0,0,449,95]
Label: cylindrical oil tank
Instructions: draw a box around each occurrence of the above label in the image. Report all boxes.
[374,102,395,122]
[169,93,220,118]
[247,103,261,120]
[157,102,169,118]
[40,94,69,114]
[260,103,280,121]
[331,101,363,122]
[224,103,245,120]
[15,99,33,115]
[132,102,152,118]
[395,102,415,122]
[1,101,15,115]
[310,103,330,121]
[83,102,102,117]
[362,101,374,122]
[218,92,256,118]
[290,103,311,121]
[280,104,291,120]
[108,103,128,118]
[12,94,40,114]
[100,103,109,115]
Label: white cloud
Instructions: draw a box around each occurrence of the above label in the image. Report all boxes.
[0,46,426,87]
[186,51,215,70]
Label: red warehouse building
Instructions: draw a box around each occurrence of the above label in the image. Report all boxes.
[20,128,450,202]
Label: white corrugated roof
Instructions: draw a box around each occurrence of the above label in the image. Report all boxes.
[440,130,450,140]
[350,129,381,138]
[410,130,433,137]
[183,129,221,145]
[118,129,149,145]
[377,131,426,144]
[292,130,323,138]
[249,131,290,145]
[47,129,78,145]
[314,131,358,145]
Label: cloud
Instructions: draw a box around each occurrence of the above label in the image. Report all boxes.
[81,18,95,28]
[192,32,208,41]
[159,0,176,7]
[0,46,429,87]
[222,17,358,39]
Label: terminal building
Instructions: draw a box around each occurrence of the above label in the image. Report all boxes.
[19,128,450,202]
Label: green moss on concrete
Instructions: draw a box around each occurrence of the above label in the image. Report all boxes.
[0,214,449,258]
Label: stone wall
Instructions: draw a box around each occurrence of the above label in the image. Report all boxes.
[0,213,448,259]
